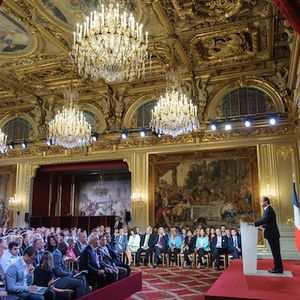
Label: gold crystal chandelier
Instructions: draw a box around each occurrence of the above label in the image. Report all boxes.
[0,130,7,153]
[70,1,150,83]
[150,74,199,138]
[48,90,92,149]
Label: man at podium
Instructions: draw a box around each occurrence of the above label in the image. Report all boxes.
[254,196,283,274]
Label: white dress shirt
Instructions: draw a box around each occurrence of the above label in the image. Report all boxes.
[216,236,222,248]
[0,251,19,272]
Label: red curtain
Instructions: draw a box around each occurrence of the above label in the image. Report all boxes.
[32,172,50,216]
[273,0,300,35]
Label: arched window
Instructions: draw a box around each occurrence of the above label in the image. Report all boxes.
[2,118,31,143]
[221,87,275,118]
[83,111,96,132]
[133,100,158,128]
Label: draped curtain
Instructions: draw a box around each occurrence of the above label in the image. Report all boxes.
[273,0,300,35]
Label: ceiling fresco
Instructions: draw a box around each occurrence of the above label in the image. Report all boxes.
[39,0,97,27]
[0,10,31,54]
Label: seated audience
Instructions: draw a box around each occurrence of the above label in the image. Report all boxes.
[33,238,45,267]
[126,228,140,265]
[65,237,77,261]
[98,235,127,280]
[1,241,20,272]
[167,227,181,267]
[47,235,88,298]
[34,251,72,300]
[113,216,124,230]
[228,229,242,259]
[114,228,127,256]
[182,230,195,268]
[209,227,216,241]
[74,232,87,257]
[20,233,30,256]
[79,233,109,289]
[210,228,228,270]
[6,246,44,300]
[195,228,210,268]
[105,234,131,277]
[136,226,154,267]
[153,227,168,268]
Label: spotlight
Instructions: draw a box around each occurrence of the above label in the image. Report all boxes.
[244,120,251,128]
[210,124,217,131]
[91,134,98,142]
[121,130,128,139]
[157,133,162,138]
[269,118,276,125]
[140,128,146,137]
[224,124,232,131]
[21,140,28,148]
[46,140,51,147]
[8,143,14,150]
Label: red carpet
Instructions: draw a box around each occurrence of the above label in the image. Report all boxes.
[205,260,300,300]
[127,266,221,300]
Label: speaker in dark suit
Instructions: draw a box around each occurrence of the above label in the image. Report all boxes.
[254,196,283,273]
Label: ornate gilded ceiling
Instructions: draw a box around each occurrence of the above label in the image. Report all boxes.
[0,0,296,144]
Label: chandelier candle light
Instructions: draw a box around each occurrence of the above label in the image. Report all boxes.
[150,88,199,138]
[71,1,150,83]
[0,130,7,153]
[48,90,92,149]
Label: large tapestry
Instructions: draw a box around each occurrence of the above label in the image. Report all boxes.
[76,173,131,220]
[149,148,259,228]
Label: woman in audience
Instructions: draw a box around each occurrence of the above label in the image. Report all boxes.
[209,227,216,241]
[126,228,140,265]
[167,227,182,267]
[182,230,195,268]
[65,237,77,261]
[195,228,210,268]
[34,251,72,300]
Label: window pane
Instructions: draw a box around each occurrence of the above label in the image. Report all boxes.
[136,100,158,128]
[83,111,96,132]
[221,87,275,118]
[2,118,31,143]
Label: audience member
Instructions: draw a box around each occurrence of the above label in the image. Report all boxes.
[6,246,44,300]
[211,228,228,270]
[1,241,20,272]
[126,228,140,265]
[153,227,168,268]
[195,228,210,268]
[182,230,195,268]
[136,226,154,267]
[167,227,181,267]
[228,229,242,259]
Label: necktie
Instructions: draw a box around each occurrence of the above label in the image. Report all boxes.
[144,235,149,247]
[234,237,237,248]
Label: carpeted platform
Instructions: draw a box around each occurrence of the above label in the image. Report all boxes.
[127,266,221,300]
[205,259,300,300]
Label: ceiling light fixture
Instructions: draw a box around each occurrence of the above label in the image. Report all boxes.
[70,1,150,83]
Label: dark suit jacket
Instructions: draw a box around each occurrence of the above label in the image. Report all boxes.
[152,233,168,251]
[52,249,72,277]
[74,241,86,257]
[139,233,154,248]
[228,235,242,251]
[183,236,195,251]
[79,245,103,276]
[210,235,228,250]
[114,221,124,230]
[254,205,280,239]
